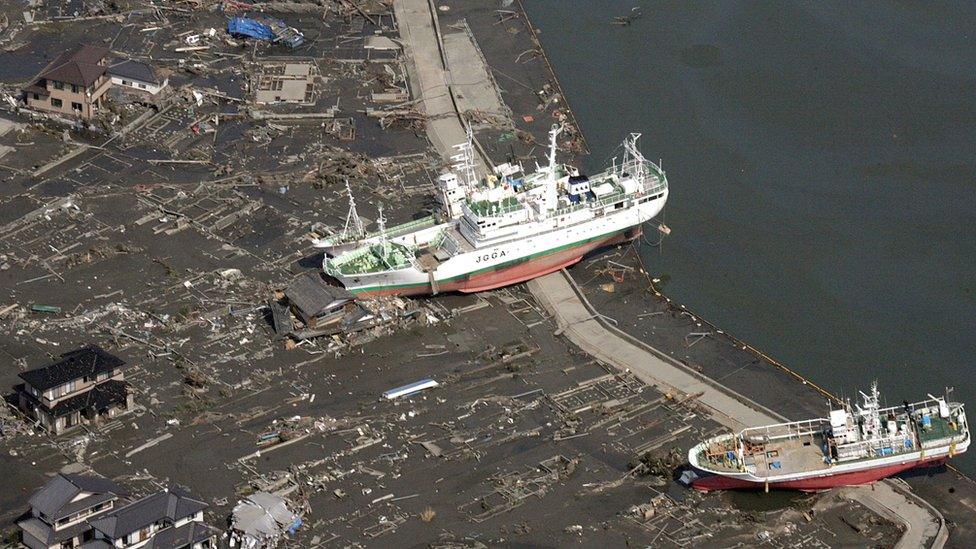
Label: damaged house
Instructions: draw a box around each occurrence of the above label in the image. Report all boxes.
[17,473,125,549]
[17,474,218,549]
[283,272,354,329]
[15,346,134,434]
[108,60,169,98]
[23,44,112,120]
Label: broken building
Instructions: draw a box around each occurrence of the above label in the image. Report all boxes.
[15,346,134,434]
[22,45,112,120]
[254,62,318,105]
[108,60,169,97]
[283,272,354,329]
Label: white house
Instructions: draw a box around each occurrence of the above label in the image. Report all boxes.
[107,60,168,96]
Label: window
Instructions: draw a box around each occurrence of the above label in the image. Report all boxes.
[71,84,78,93]
[51,98,63,108]
[53,81,64,90]
[137,83,146,89]
[71,102,82,111]
[32,93,39,100]
[97,372,109,382]
[121,79,131,86]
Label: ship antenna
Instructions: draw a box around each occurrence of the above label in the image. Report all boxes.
[547,123,564,180]
[342,178,364,240]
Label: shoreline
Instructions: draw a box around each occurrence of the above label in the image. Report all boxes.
[451,1,976,545]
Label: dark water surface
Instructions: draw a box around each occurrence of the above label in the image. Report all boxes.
[524,1,976,475]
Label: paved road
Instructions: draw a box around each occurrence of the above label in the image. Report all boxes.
[393,0,489,173]
[527,270,776,430]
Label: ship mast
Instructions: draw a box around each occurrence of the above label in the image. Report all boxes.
[621,132,647,184]
[376,203,389,259]
[546,124,564,182]
[451,126,478,188]
[342,179,365,241]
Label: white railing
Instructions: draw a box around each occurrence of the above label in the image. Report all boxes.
[741,418,829,441]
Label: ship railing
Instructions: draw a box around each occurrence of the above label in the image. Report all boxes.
[615,159,668,190]
[465,200,523,218]
[835,434,916,462]
[552,190,630,218]
[740,418,828,442]
[366,214,437,241]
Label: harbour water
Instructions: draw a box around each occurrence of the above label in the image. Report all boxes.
[524,1,976,475]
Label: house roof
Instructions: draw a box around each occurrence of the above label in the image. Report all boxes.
[34,44,109,87]
[285,272,354,317]
[145,520,220,549]
[27,473,123,521]
[108,60,161,85]
[18,515,94,546]
[89,487,208,539]
[19,346,125,391]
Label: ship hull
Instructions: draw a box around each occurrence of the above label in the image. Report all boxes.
[691,456,948,492]
[352,225,641,298]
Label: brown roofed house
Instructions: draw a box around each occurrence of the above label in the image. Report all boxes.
[23,44,112,120]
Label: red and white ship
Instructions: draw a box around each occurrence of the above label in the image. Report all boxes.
[687,383,969,491]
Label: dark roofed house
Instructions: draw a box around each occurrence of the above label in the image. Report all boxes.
[108,60,169,97]
[87,487,218,549]
[285,272,354,328]
[18,475,218,549]
[16,345,133,434]
[23,44,112,120]
[18,473,124,549]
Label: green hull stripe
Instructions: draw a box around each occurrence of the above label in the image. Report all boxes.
[348,225,634,294]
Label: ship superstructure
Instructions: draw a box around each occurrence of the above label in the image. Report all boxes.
[688,383,969,491]
[321,125,668,296]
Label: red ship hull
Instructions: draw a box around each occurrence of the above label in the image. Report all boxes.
[691,456,948,492]
[355,226,641,298]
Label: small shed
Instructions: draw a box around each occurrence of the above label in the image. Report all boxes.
[284,272,354,328]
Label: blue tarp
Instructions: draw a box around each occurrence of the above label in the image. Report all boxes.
[227,18,275,41]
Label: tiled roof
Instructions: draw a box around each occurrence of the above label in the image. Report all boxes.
[27,473,123,521]
[89,487,208,539]
[145,521,220,549]
[19,346,125,391]
[29,44,109,89]
[108,60,161,85]
[285,272,353,317]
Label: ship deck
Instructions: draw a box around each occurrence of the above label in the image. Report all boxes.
[702,433,830,477]
[918,413,965,446]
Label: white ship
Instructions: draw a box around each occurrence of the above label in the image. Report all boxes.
[322,125,668,296]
